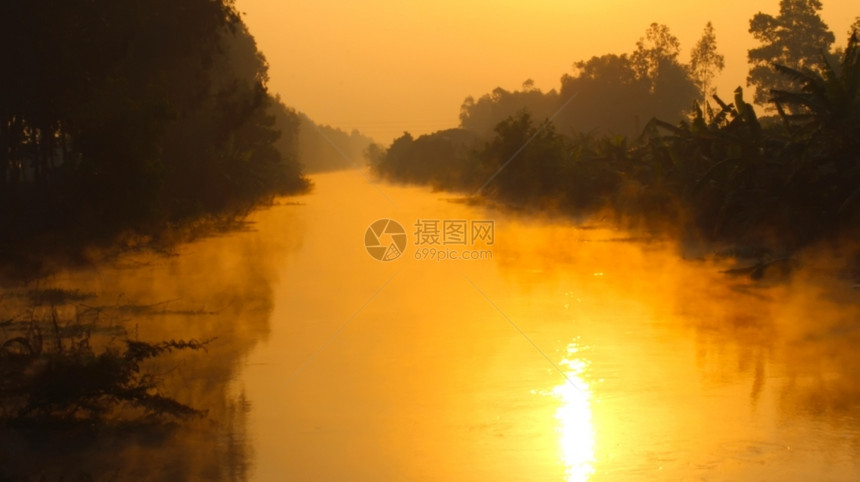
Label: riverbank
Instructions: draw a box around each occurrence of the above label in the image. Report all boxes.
[374,168,860,286]
[0,188,311,285]
[0,1,315,285]
[0,195,301,480]
[370,34,859,278]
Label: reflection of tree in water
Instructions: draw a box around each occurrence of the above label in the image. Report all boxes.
[678,272,860,428]
[0,391,251,481]
[0,206,304,480]
[681,284,777,405]
[777,300,860,418]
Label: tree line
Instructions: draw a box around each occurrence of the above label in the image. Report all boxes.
[372,1,860,255]
[0,0,309,251]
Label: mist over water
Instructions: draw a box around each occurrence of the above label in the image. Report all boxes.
[4,0,859,479]
[3,170,859,480]
[0,203,305,480]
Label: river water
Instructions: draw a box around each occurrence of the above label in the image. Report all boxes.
[2,169,859,481]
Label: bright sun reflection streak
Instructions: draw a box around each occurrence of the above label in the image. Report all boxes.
[553,345,595,481]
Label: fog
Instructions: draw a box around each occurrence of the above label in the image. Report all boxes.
[4,171,858,479]
[240,0,857,143]
[2,1,859,480]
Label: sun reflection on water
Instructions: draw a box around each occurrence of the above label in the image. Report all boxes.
[552,345,595,481]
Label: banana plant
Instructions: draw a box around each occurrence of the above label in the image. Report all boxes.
[770,32,860,230]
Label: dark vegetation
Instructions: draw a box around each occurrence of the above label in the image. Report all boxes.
[0,0,311,455]
[0,284,257,480]
[0,0,311,270]
[372,2,860,263]
[0,288,211,425]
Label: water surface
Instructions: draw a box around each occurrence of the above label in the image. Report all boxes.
[239,170,859,481]
[3,169,858,481]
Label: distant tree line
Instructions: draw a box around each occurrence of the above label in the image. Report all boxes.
[0,0,309,248]
[373,2,860,254]
[459,22,714,139]
[294,113,374,173]
[266,102,374,173]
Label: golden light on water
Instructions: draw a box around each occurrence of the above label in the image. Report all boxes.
[552,344,595,482]
[7,171,860,479]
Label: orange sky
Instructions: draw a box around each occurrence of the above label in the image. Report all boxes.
[237,0,856,144]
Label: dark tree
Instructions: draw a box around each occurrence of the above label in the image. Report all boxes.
[747,0,835,106]
[0,0,308,245]
[558,24,698,136]
[631,23,682,87]
[689,22,726,100]
[459,82,560,139]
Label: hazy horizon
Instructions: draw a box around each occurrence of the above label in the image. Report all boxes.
[2,2,859,479]
[239,0,856,144]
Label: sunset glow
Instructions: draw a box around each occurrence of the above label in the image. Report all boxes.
[239,0,857,142]
[553,347,595,481]
[3,1,859,480]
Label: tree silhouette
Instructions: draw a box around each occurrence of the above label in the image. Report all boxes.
[632,23,682,89]
[689,22,726,100]
[459,85,559,139]
[558,53,651,136]
[770,32,860,227]
[747,0,835,106]
[0,0,308,245]
[375,16,859,254]
[558,24,697,136]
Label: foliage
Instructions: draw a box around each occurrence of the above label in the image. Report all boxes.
[0,0,309,249]
[375,30,860,254]
[689,22,726,100]
[747,0,836,106]
[458,23,701,139]
[631,23,682,84]
[770,32,860,232]
[459,83,560,139]
[0,316,211,423]
[372,129,483,190]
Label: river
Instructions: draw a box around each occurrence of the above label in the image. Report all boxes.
[2,169,859,481]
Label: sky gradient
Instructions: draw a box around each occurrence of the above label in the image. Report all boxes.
[238,0,856,143]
